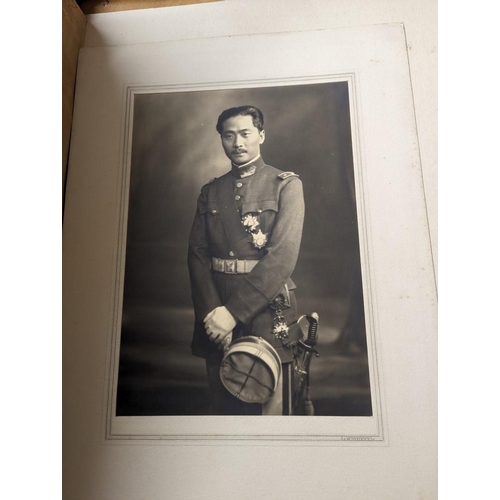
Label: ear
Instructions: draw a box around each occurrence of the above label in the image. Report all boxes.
[259,129,265,144]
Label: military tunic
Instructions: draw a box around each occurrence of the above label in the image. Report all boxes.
[188,156,305,365]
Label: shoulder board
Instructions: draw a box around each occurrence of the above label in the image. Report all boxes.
[278,172,299,180]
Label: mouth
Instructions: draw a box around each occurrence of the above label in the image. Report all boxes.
[233,150,247,155]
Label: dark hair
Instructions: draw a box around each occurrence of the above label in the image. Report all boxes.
[216,105,264,134]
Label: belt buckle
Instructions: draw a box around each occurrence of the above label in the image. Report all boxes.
[224,259,237,274]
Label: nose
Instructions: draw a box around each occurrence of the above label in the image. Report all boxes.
[234,134,243,148]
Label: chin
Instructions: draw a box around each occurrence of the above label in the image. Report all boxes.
[232,156,248,165]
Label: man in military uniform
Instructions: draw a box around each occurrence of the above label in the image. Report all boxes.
[188,105,305,415]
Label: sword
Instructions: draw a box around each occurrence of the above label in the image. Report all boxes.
[293,312,320,415]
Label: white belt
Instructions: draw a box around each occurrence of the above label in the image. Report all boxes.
[211,257,259,274]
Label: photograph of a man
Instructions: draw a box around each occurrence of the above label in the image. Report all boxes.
[188,106,305,416]
[115,82,372,419]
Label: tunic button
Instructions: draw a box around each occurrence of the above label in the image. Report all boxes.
[211,209,217,214]
[234,195,241,201]
[229,251,235,257]
[236,182,243,188]
[257,209,262,213]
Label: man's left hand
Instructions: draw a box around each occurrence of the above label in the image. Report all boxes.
[204,306,237,344]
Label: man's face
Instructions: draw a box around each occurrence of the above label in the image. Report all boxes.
[220,114,265,165]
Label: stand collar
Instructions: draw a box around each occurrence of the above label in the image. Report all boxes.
[231,155,265,179]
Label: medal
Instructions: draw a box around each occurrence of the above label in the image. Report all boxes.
[272,319,289,340]
[241,214,268,249]
[252,230,268,249]
[242,214,260,232]
[270,295,289,340]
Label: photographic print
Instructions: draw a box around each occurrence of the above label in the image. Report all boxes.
[115,81,373,418]
[64,21,436,499]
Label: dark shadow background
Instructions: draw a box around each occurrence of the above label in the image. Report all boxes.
[116,82,372,416]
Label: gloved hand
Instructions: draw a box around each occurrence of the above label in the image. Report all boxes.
[203,306,237,344]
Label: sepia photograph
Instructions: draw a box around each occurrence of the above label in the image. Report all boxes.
[115,81,372,418]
